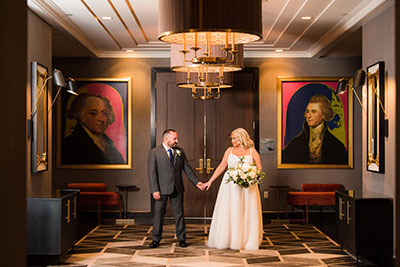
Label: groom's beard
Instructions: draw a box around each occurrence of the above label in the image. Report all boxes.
[167,141,178,147]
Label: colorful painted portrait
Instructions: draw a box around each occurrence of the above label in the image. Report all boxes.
[277,77,353,169]
[57,78,132,169]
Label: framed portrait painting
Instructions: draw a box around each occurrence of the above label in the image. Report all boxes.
[277,77,353,169]
[367,61,385,173]
[57,78,132,169]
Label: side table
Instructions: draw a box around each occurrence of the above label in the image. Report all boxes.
[116,184,140,219]
[269,185,290,220]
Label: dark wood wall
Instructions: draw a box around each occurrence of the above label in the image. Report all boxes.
[0,0,27,266]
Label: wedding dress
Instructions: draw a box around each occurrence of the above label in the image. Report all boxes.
[207,148,263,250]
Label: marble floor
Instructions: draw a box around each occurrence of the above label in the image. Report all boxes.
[51,223,376,267]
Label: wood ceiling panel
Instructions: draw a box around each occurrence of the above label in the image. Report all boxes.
[261,0,289,44]
[274,0,335,49]
[291,0,363,51]
[55,0,121,50]
[263,0,308,46]
[124,0,158,43]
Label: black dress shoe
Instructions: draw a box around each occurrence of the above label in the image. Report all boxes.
[179,241,188,247]
[149,241,160,248]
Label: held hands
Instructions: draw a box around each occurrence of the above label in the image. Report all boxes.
[196,182,206,191]
[196,181,212,191]
[203,181,212,191]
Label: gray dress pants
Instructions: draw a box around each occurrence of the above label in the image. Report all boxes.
[152,189,186,242]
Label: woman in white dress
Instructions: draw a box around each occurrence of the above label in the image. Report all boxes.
[204,128,263,250]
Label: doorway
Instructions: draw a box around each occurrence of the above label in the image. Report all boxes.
[151,68,259,218]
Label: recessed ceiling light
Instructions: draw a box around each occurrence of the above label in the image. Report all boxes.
[301,16,313,20]
[126,49,134,53]
[275,49,283,52]
[102,16,113,20]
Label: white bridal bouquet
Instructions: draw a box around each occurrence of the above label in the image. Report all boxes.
[225,157,265,188]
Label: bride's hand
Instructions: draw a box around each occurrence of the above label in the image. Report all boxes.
[204,181,212,191]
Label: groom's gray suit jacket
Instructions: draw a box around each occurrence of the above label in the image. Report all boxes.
[148,145,199,195]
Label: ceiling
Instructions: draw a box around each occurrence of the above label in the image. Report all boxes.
[28,0,391,59]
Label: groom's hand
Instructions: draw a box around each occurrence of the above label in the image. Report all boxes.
[196,182,205,191]
[152,191,161,200]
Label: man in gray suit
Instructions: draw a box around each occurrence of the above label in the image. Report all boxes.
[148,129,204,248]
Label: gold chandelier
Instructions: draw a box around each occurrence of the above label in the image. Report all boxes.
[158,0,262,100]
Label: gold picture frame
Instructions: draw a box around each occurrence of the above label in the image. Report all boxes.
[277,77,353,169]
[30,61,48,173]
[367,61,385,173]
[57,78,132,169]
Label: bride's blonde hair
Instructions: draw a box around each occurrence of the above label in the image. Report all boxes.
[232,128,254,149]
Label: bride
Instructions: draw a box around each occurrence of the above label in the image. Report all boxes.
[204,128,263,250]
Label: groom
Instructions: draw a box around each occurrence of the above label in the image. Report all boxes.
[148,129,204,248]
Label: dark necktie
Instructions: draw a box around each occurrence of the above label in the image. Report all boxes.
[168,149,174,164]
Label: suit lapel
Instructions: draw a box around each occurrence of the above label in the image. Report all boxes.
[173,149,178,166]
[160,145,174,167]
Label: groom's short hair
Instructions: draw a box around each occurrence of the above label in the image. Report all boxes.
[162,129,177,139]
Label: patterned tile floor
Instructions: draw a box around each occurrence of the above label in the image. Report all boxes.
[51,223,376,267]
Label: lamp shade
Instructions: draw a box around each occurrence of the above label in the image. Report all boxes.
[66,78,79,95]
[353,69,366,88]
[170,43,244,72]
[158,0,262,45]
[336,79,348,95]
[176,71,233,88]
[159,0,262,100]
[53,69,66,87]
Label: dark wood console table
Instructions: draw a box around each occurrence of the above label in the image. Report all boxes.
[335,190,393,265]
[27,189,79,255]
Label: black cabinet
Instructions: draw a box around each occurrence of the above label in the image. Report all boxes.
[335,190,393,264]
[27,189,79,255]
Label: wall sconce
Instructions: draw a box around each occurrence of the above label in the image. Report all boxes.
[336,71,366,113]
[337,66,387,174]
[28,69,78,138]
[28,64,78,173]
[336,69,388,137]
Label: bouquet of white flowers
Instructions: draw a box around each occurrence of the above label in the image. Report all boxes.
[225,157,265,188]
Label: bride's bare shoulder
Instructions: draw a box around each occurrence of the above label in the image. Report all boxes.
[220,147,232,162]
[225,147,233,154]
[250,147,260,156]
